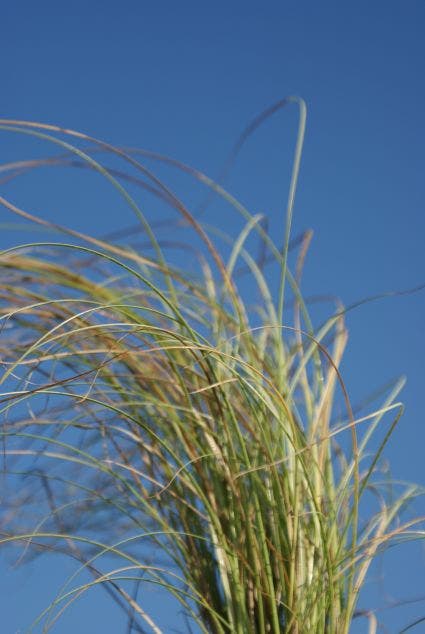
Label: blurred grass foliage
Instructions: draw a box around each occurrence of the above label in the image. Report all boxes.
[0,100,423,633]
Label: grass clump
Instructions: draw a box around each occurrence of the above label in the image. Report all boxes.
[0,99,423,633]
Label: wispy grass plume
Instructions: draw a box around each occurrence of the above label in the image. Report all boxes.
[0,100,423,633]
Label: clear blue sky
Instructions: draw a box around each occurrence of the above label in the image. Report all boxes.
[1,2,424,632]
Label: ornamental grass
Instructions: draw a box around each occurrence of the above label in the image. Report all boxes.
[0,99,423,633]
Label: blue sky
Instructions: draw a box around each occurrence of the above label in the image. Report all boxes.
[1,2,424,632]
